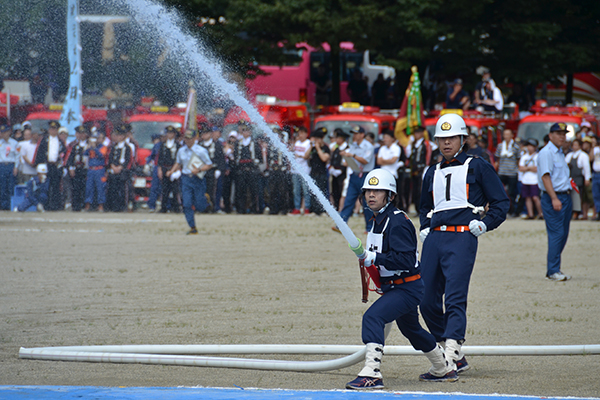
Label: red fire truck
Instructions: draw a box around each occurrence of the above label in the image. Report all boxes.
[517,103,598,144]
[313,103,396,142]
[221,98,311,139]
[425,110,503,153]
[24,104,113,143]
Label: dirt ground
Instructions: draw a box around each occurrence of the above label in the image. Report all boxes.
[0,211,599,398]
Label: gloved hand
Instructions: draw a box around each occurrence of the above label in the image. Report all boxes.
[469,220,487,237]
[363,250,377,267]
[419,227,430,243]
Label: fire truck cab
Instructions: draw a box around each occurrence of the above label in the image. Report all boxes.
[313,102,396,143]
[517,102,599,144]
[24,104,112,143]
[425,109,503,153]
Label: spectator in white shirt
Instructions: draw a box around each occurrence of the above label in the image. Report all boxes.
[518,139,543,219]
[565,139,591,220]
[377,130,406,209]
[18,128,38,184]
[290,126,312,215]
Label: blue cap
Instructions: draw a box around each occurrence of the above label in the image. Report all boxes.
[550,122,568,133]
[0,124,10,132]
[350,125,365,135]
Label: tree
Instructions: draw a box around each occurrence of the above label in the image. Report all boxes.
[163,0,445,104]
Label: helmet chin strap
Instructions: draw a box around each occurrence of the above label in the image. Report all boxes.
[371,201,390,214]
[452,136,464,159]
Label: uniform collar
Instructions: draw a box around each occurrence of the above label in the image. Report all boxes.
[373,203,394,225]
[442,149,468,165]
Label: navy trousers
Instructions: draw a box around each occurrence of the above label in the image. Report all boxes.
[147,166,161,210]
[541,192,572,276]
[420,230,478,342]
[181,174,208,228]
[362,279,436,352]
[0,163,15,210]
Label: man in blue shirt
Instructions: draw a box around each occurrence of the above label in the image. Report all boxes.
[334,125,375,232]
[537,122,572,281]
[167,129,213,235]
[419,113,509,375]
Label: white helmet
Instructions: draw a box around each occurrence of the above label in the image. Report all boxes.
[435,113,468,138]
[37,164,48,174]
[362,169,397,194]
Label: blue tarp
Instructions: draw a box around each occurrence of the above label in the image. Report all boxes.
[0,386,597,400]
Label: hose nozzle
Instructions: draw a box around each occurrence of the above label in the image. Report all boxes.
[349,239,366,260]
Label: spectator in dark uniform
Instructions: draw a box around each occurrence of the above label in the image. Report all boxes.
[307,127,331,215]
[105,127,133,212]
[123,124,138,211]
[329,129,349,211]
[265,128,291,215]
[146,133,164,212]
[66,126,89,211]
[34,120,66,211]
[157,126,181,213]
[407,126,437,215]
[200,126,227,213]
[233,121,261,214]
[221,131,237,213]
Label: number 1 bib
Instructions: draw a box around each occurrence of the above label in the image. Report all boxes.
[432,157,482,215]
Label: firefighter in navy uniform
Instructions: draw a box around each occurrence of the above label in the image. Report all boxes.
[34,120,66,211]
[346,168,457,390]
[105,126,133,212]
[419,113,509,374]
[66,125,89,211]
[200,126,226,212]
[233,121,261,214]
[266,128,291,215]
[157,126,181,213]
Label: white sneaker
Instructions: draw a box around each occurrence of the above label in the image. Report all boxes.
[546,272,571,281]
[37,203,45,213]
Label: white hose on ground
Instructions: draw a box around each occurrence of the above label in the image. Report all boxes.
[19,346,366,372]
[18,344,600,371]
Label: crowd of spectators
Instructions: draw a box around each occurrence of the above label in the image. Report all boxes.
[2,116,600,224]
